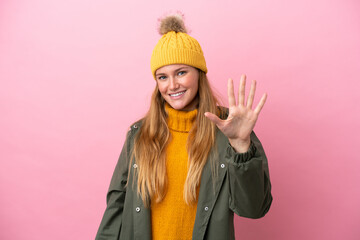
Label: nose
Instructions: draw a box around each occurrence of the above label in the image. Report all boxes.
[169,77,179,91]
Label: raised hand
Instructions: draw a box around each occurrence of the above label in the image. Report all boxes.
[204,74,267,153]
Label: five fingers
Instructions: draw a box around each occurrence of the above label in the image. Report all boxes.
[207,75,267,131]
[228,74,267,113]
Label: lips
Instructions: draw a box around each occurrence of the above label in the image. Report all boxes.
[169,90,186,97]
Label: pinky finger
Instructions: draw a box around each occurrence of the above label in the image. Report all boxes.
[254,93,267,114]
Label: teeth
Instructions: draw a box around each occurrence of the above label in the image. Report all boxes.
[170,91,185,97]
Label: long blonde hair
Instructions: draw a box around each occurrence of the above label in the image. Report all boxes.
[130,70,223,207]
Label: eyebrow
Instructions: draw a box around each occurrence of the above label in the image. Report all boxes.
[155,67,189,76]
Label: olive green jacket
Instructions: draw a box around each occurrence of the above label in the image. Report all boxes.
[96,119,272,240]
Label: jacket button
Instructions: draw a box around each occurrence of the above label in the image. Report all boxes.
[220,163,225,168]
[135,207,141,212]
[133,163,138,169]
[204,206,209,211]
[133,124,138,129]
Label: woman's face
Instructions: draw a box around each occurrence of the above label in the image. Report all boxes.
[155,64,199,111]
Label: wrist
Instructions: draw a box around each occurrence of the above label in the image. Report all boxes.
[229,138,251,153]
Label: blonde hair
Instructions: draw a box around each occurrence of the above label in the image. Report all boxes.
[130,70,223,207]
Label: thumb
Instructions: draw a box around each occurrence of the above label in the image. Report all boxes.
[204,112,223,126]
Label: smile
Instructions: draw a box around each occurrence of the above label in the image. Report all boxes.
[169,91,186,97]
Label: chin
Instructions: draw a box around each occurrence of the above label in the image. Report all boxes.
[169,103,185,110]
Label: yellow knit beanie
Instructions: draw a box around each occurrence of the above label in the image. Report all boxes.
[150,14,207,79]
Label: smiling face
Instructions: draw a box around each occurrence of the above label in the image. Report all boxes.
[155,64,199,111]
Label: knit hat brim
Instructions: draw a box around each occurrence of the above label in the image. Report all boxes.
[151,48,207,79]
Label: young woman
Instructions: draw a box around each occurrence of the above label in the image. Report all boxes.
[96,14,272,240]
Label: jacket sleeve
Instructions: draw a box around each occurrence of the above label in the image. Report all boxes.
[95,130,132,240]
[226,131,272,219]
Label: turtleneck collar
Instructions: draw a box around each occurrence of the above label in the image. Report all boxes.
[165,103,198,133]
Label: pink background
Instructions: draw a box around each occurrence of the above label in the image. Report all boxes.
[1,0,359,239]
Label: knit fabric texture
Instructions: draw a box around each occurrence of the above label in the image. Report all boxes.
[150,31,207,79]
[151,103,199,240]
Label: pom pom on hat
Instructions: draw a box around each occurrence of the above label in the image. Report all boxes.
[158,14,187,35]
[151,12,207,79]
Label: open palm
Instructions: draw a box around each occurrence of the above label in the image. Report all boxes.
[205,74,267,152]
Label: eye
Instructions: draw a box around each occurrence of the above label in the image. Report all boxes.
[178,71,186,76]
[158,75,167,80]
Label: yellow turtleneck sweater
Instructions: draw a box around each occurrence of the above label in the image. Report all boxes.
[151,104,199,240]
